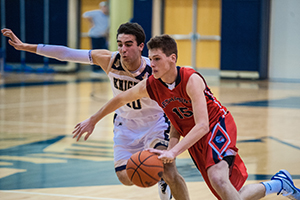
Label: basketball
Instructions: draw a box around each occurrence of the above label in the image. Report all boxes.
[126,150,164,188]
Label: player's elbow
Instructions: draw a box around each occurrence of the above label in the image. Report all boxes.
[203,123,210,134]
[115,95,131,108]
[197,122,210,135]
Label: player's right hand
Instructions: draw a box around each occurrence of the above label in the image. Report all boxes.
[147,148,175,164]
[1,28,25,51]
[72,118,96,142]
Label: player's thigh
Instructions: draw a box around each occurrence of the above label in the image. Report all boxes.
[207,160,230,186]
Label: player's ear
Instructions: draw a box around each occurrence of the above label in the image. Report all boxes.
[139,42,144,51]
[170,53,177,63]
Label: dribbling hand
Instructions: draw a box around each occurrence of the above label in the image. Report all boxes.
[147,148,175,164]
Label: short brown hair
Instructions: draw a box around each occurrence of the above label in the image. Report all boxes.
[117,22,146,46]
[147,34,178,59]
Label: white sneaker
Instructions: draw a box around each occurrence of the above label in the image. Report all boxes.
[271,169,300,200]
[158,179,172,200]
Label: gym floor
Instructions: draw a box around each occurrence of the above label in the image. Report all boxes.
[0,70,299,199]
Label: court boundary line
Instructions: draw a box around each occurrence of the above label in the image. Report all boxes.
[237,136,300,150]
[0,190,127,200]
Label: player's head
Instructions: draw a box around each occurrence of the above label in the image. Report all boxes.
[117,22,146,46]
[116,23,146,65]
[147,34,178,60]
[147,35,178,79]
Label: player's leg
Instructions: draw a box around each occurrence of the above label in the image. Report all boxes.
[116,171,132,185]
[145,114,174,200]
[115,164,133,186]
[114,147,135,186]
[201,112,247,199]
[148,139,173,200]
[113,115,140,186]
[240,169,300,200]
[163,161,190,200]
[112,114,174,200]
[207,160,242,200]
[238,183,265,200]
[153,142,189,200]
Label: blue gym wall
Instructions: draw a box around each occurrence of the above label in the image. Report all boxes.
[1,0,272,78]
[131,0,153,57]
[1,0,68,65]
[221,0,270,79]
[131,0,271,79]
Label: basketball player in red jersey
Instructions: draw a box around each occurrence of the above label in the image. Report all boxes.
[73,34,300,200]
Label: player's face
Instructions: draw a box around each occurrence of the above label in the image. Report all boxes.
[149,48,175,82]
[117,34,144,65]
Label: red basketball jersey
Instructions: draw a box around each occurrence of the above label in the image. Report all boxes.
[147,67,248,199]
[146,66,227,136]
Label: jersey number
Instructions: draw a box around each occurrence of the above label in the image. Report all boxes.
[127,99,142,110]
[172,107,193,119]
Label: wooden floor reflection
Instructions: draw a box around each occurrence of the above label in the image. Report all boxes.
[0,71,300,199]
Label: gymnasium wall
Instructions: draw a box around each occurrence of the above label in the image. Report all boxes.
[131,0,153,57]
[2,0,299,81]
[268,0,300,82]
[1,0,68,64]
[164,0,221,69]
[220,0,271,79]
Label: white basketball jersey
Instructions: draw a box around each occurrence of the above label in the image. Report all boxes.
[107,52,164,119]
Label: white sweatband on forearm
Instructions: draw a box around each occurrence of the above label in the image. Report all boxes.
[36,44,93,64]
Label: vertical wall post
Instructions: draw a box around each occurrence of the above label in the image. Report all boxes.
[109,0,133,51]
[43,0,49,69]
[0,0,6,74]
[20,0,26,70]
[191,0,198,68]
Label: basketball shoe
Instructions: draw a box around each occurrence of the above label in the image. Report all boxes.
[158,179,172,200]
[271,169,300,200]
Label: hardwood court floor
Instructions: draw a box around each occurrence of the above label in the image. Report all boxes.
[0,71,300,200]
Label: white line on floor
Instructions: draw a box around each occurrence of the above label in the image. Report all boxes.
[0,190,128,200]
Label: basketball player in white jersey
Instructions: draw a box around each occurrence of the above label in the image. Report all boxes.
[2,23,189,200]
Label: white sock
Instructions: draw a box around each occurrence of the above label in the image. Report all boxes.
[261,180,282,196]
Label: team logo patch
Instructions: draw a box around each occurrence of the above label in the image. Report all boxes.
[208,123,231,160]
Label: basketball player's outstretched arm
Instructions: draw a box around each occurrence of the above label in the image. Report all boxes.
[72,79,149,141]
[1,28,112,72]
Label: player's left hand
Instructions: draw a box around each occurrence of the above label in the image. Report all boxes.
[1,28,25,51]
[147,148,175,164]
[72,118,95,141]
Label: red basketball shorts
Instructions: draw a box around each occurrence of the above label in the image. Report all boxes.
[188,112,248,199]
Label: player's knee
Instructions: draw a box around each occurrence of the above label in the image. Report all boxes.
[209,171,232,194]
[116,170,133,186]
[210,174,227,188]
[208,164,230,190]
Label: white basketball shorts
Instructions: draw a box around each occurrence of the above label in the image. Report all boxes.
[113,113,170,172]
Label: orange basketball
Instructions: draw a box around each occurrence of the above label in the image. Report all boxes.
[126,150,164,187]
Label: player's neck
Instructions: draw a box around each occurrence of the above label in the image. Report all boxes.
[122,57,141,72]
[161,65,177,84]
